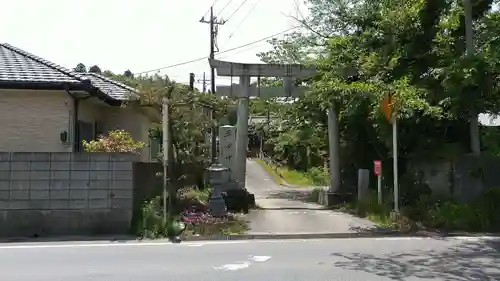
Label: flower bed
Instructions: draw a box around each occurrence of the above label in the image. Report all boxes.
[180,208,249,237]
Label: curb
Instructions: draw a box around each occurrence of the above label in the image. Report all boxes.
[0,235,139,244]
[1,231,500,244]
[180,230,500,241]
[181,231,399,241]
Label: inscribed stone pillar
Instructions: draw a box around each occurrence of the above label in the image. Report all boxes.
[219,125,236,181]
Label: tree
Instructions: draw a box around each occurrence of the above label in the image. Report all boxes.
[82,130,145,153]
[88,65,102,74]
[256,0,500,189]
[124,69,134,78]
[74,63,87,73]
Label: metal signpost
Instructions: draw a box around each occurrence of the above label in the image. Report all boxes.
[374,160,382,205]
[380,93,399,213]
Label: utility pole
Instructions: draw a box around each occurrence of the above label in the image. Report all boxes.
[199,72,209,93]
[463,0,481,156]
[189,73,195,91]
[162,84,174,224]
[201,6,225,163]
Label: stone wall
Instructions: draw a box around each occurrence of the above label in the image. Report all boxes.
[407,154,500,202]
[0,152,137,237]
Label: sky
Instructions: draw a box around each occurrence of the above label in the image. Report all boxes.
[1,0,307,88]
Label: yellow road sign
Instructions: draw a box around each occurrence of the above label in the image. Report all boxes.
[380,93,396,123]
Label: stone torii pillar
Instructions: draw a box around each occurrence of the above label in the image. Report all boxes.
[209,59,317,190]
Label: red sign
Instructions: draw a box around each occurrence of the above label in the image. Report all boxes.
[374,160,382,176]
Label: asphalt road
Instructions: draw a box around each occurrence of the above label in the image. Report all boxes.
[0,236,499,280]
[244,159,376,234]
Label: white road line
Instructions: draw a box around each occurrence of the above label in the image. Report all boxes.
[214,255,272,271]
[249,255,271,262]
[214,262,251,271]
[0,240,249,250]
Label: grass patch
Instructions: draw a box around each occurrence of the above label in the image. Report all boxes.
[331,192,404,230]
[332,188,500,233]
[255,159,285,185]
[279,168,315,187]
[333,201,401,230]
[255,159,328,187]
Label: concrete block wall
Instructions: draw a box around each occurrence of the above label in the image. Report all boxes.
[0,152,138,237]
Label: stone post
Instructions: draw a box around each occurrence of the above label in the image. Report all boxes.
[207,163,229,217]
[357,169,370,202]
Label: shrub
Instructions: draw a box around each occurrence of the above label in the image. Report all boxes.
[306,166,330,186]
[412,188,500,232]
[82,129,145,154]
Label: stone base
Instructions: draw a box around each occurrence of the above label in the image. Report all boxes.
[219,180,239,192]
[318,190,353,206]
[221,188,255,214]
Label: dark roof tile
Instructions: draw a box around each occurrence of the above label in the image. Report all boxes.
[0,43,85,84]
[0,43,140,102]
[82,73,139,101]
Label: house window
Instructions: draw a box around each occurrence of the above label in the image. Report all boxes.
[76,120,94,152]
[94,121,104,140]
[149,137,161,161]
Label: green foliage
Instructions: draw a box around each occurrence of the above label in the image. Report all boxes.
[82,130,145,154]
[306,166,330,186]
[256,0,500,190]
[255,158,329,187]
[138,196,170,238]
[424,188,500,231]
[88,65,102,74]
[73,63,87,73]
[96,71,231,187]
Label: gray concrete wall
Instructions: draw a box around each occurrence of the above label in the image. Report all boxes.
[0,152,138,237]
[408,155,500,203]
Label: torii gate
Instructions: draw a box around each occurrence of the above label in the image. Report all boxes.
[209,59,341,203]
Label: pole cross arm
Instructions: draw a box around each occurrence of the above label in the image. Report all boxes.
[209,59,316,78]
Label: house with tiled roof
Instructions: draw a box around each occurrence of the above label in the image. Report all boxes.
[0,43,159,162]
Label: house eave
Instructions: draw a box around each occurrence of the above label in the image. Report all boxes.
[0,80,126,107]
[0,81,87,91]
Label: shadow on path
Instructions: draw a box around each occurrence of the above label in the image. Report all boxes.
[264,189,316,203]
[330,238,500,281]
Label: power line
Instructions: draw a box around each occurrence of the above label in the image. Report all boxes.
[203,0,221,18]
[217,0,234,17]
[223,0,263,45]
[133,26,298,75]
[225,0,249,22]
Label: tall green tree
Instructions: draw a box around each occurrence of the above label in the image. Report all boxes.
[258,0,500,174]
[88,65,102,74]
[74,63,87,73]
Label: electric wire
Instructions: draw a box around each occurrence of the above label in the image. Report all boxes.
[223,0,263,45]
[133,26,299,75]
[217,0,234,18]
[224,0,249,22]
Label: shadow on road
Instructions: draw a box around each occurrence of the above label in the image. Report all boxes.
[330,238,500,281]
[264,189,315,203]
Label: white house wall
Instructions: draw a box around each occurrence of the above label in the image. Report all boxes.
[0,90,153,162]
[0,89,73,152]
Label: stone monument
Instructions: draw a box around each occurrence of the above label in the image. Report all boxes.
[219,125,237,184]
